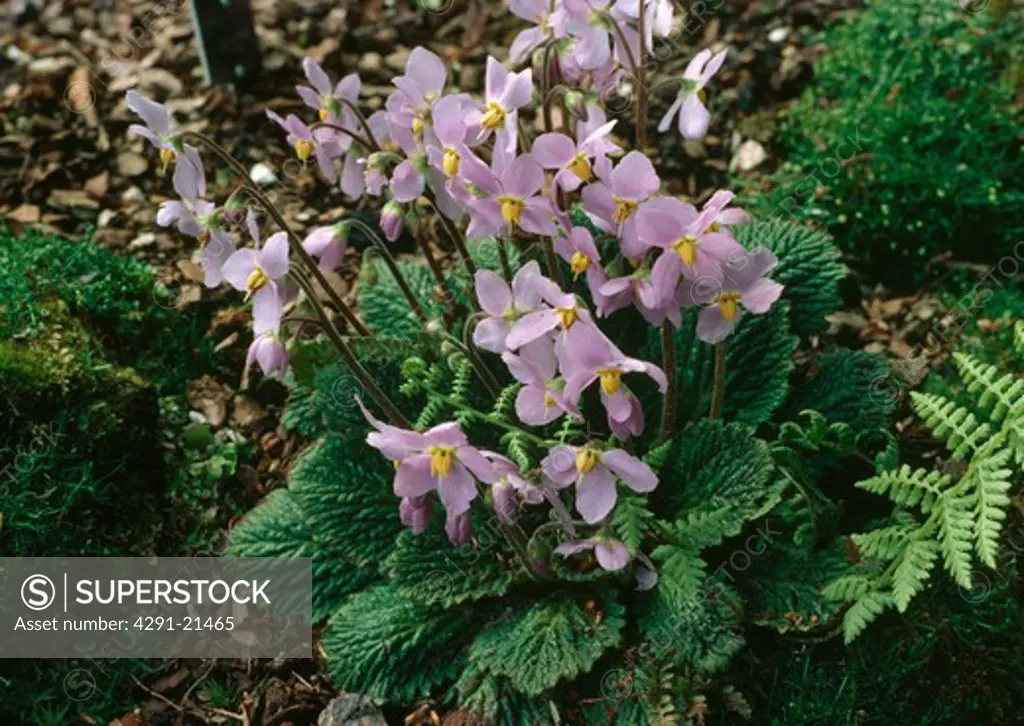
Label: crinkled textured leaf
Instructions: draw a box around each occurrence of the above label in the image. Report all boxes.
[733,218,846,337]
[467,593,626,696]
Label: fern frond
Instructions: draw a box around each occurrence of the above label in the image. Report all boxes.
[842,591,893,644]
[823,574,873,603]
[968,446,1013,568]
[953,352,1024,425]
[851,524,913,560]
[936,495,974,589]
[492,383,520,418]
[891,537,938,612]
[1014,321,1024,355]
[856,464,951,512]
[911,392,993,460]
[612,492,654,553]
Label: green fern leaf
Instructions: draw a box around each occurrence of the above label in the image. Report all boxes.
[851,524,913,560]
[856,464,951,512]
[952,352,1024,425]
[891,537,938,612]
[969,446,1013,568]
[936,495,974,589]
[842,591,893,644]
[467,593,626,696]
[1014,321,1024,355]
[732,218,846,337]
[612,492,655,552]
[911,392,992,460]
[823,574,873,603]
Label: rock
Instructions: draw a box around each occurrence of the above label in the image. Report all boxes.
[128,232,156,250]
[768,27,790,43]
[359,52,383,73]
[317,695,387,726]
[116,152,148,177]
[122,186,145,204]
[250,162,279,186]
[729,139,768,172]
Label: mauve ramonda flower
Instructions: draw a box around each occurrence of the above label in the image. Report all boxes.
[221,216,290,335]
[533,119,618,192]
[502,338,573,426]
[486,451,544,524]
[582,151,661,258]
[508,0,568,64]
[125,90,206,198]
[358,400,498,522]
[687,247,785,344]
[246,332,288,378]
[461,152,557,239]
[302,223,347,271]
[555,537,631,571]
[658,48,727,140]
[467,57,533,153]
[542,443,657,524]
[560,324,667,440]
[473,261,546,353]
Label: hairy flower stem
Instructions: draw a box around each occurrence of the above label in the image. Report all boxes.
[601,12,643,141]
[337,98,381,152]
[309,121,376,153]
[476,483,543,580]
[658,322,677,441]
[183,131,372,336]
[415,231,458,323]
[424,189,478,279]
[540,38,557,133]
[346,218,427,324]
[709,341,727,419]
[542,237,565,288]
[461,314,503,396]
[497,236,514,282]
[636,0,648,150]
[289,268,411,427]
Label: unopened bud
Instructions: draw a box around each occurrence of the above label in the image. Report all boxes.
[565,90,588,122]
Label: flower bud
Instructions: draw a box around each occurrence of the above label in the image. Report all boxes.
[564,90,588,122]
[445,513,472,547]
[381,201,405,242]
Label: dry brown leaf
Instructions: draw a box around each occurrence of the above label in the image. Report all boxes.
[7,204,41,223]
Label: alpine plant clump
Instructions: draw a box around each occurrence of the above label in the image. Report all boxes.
[130,1,920,722]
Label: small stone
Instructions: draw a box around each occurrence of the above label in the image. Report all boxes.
[317,695,387,726]
[128,232,156,250]
[359,52,383,73]
[122,186,145,204]
[117,152,148,177]
[768,27,790,43]
[250,162,279,186]
[729,139,767,172]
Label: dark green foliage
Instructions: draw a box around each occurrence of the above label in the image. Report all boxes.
[289,435,403,568]
[0,226,213,386]
[358,256,445,339]
[664,419,777,521]
[782,349,895,435]
[644,301,796,429]
[732,219,846,337]
[385,524,524,607]
[739,0,1024,287]
[466,592,626,696]
[322,585,479,702]
[722,301,798,426]
[746,540,850,633]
